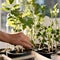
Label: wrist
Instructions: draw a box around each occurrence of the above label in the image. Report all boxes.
[0,31,10,43]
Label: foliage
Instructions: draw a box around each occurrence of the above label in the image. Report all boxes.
[1,0,60,52]
[2,0,34,32]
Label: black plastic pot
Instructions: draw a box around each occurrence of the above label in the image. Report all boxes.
[34,48,56,59]
[39,52,53,58]
[0,49,7,55]
[7,49,32,58]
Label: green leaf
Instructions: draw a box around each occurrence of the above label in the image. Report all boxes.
[41,39,46,44]
[11,9,20,17]
[6,0,14,4]
[11,4,20,10]
[37,32,41,37]
[6,0,10,4]
[14,4,20,8]
[40,5,46,12]
[22,17,34,28]
[46,26,52,32]
[54,3,58,9]
[2,7,10,12]
[2,3,7,7]
[22,24,26,30]
[54,38,59,41]
[30,40,35,47]
[26,18,34,28]
[9,0,14,4]
[36,24,40,28]
[19,17,24,23]
[34,4,40,14]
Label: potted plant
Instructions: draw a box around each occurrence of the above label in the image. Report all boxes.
[37,3,60,58]
[1,0,34,58]
[1,0,60,59]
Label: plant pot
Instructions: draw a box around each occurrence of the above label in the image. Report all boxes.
[7,49,32,58]
[39,51,53,58]
[0,49,6,54]
[34,48,56,59]
[0,48,11,55]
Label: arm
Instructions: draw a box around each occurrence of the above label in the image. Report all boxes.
[0,31,10,43]
[0,31,33,49]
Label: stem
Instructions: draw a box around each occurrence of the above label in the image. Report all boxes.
[48,41,50,53]
[31,28,35,48]
[55,41,58,53]
[48,35,51,53]
[51,39,54,51]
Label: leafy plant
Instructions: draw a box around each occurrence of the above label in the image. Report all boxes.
[1,0,60,53]
[2,0,34,32]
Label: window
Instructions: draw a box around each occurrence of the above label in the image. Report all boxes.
[36,0,44,5]
[0,0,14,49]
[0,0,7,31]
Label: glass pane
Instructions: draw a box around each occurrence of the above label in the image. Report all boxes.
[1,0,7,31]
[0,0,14,49]
[44,0,60,17]
[1,11,7,31]
[36,0,44,5]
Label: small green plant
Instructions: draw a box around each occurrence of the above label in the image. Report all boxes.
[36,3,60,53]
[49,3,60,52]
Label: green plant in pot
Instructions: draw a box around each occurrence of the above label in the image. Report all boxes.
[50,3,60,52]
[1,0,45,52]
[2,0,47,49]
[2,0,60,58]
[30,4,46,49]
[34,3,60,58]
[1,0,34,57]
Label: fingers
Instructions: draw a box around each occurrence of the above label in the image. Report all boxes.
[20,41,32,49]
[10,32,33,49]
[19,33,33,47]
[21,39,33,47]
[14,39,32,49]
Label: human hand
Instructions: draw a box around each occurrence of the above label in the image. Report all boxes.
[9,32,33,49]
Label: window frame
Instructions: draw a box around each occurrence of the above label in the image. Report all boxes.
[0,0,1,30]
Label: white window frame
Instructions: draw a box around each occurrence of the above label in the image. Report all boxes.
[0,0,19,32]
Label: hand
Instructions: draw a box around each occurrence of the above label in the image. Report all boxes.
[8,32,33,49]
